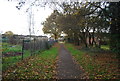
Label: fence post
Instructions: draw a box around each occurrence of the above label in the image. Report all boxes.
[21,39,24,60]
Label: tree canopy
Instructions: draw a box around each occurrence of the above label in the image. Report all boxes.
[4,31,14,36]
[42,1,120,55]
[42,10,62,40]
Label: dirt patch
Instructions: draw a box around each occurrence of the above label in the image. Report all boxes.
[2,52,22,57]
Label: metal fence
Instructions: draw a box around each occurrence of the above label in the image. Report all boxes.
[2,35,56,59]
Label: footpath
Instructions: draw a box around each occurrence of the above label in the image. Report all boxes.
[56,44,86,79]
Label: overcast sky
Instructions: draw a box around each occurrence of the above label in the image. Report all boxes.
[0,0,53,36]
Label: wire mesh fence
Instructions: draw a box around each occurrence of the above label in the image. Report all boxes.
[2,35,56,71]
[2,35,55,58]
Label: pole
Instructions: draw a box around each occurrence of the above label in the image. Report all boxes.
[21,39,24,60]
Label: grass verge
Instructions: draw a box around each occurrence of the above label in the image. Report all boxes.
[3,44,58,79]
[101,45,110,50]
[65,43,119,79]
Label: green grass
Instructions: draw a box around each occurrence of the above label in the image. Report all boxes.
[65,43,119,79]
[2,43,22,53]
[101,45,110,50]
[2,50,31,71]
[2,43,32,71]
[65,43,84,57]
[65,43,97,79]
[3,46,58,79]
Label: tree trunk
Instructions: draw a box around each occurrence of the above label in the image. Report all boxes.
[83,32,88,48]
[54,34,57,40]
[91,27,97,47]
[88,32,92,47]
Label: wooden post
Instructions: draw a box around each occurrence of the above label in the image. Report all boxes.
[21,39,24,60]
[33,38,35,55]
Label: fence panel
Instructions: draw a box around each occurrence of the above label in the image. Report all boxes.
[2,35,55,71]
